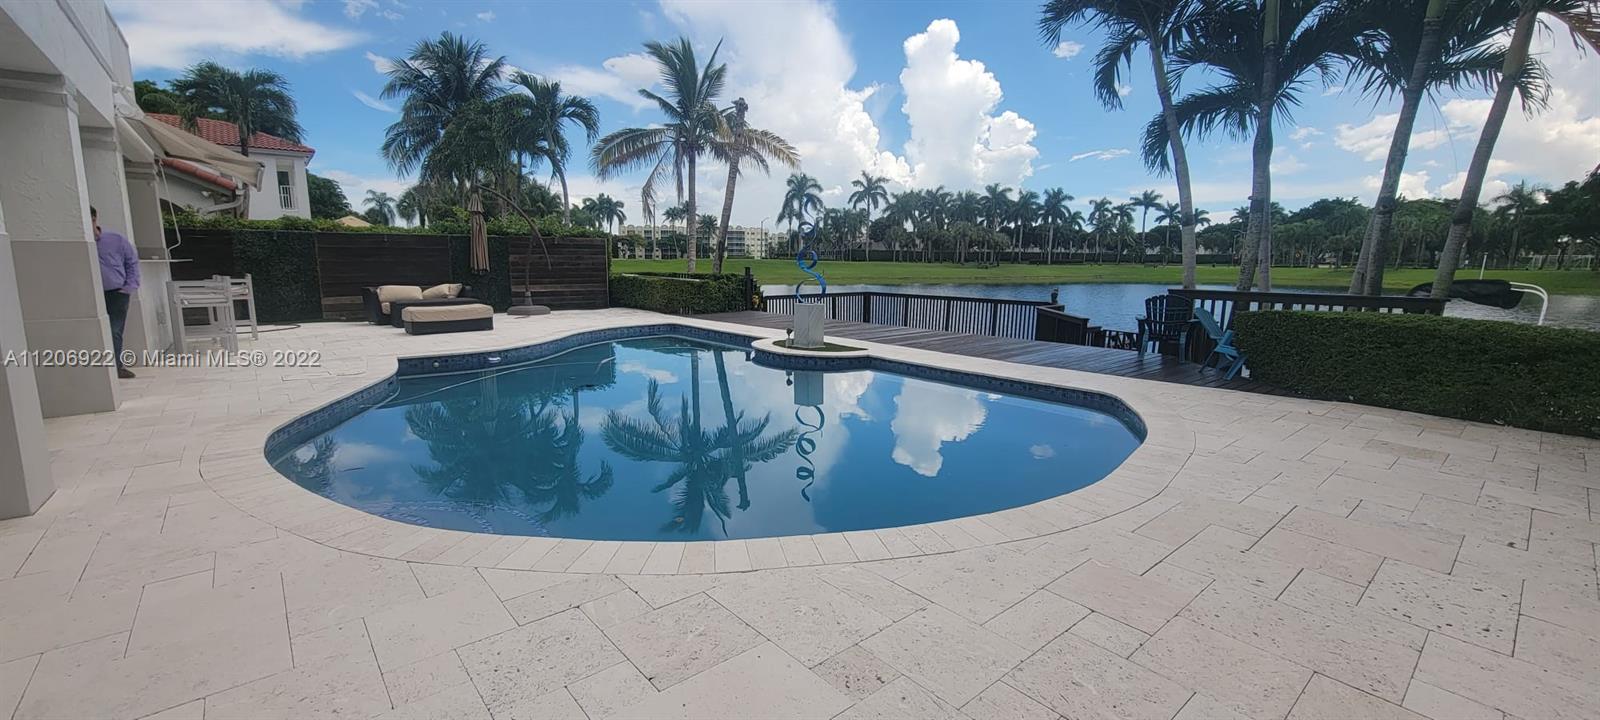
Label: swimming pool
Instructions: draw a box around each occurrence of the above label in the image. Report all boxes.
[266,328,1143,542]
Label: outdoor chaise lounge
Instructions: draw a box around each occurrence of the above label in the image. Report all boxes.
[402,303,494,335]
[361,283,478,326]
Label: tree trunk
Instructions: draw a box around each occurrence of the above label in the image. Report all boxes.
[1046,224,1055,265]
[558,170,572,226]
[685,155,699,273]
[1434,7,1536,299]
[1148,44,1200,289]
[714,162,738,275]
[1351,0,1446,295]
[1240,1,1280,291]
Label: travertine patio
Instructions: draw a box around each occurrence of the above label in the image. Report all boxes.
[2,308,1596,720]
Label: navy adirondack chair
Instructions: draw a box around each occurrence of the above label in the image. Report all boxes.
[1135,294,1193,358]
[1194,307,1246,379]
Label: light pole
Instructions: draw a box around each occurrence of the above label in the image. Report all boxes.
[758,217,768,258]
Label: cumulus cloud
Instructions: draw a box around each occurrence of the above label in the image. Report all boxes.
[1069,148,1130,162]
[112,0,363,69]
[889,383,987,477]
[1052,41,1084,59]
[1362,170,1432,199]
[1334,113,1451,161]
[899,19,1039,189]
[352,90,394,113]
[543,53,661,112]
[1272,154,1308,175]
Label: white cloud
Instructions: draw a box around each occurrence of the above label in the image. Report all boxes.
[352,90,394,113]
[617,361,677,384]
[1334,113,1452,161]
[1069,148,1130,162]
[1362,170,1432,199]
[1290,127,1322,141]
[1029,444,1055,459]
[889,383,986,477]
[1271,154,1308,175]
[364,51,395,74]
[1322,85,1345,96]
[1051,41,1084,59]
[899,19,1039,189]
[344,0,400,20]
[543,53,661,112]
[1115,82,1133,97]
[476,10,495,22]
[112,0,363,69]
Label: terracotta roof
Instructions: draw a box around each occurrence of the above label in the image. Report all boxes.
[147,113,315,156]
[157,157,239,191]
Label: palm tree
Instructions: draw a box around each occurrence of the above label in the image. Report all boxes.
[779,173,825,252]
[380,32,506,217]
[1041,0,1203,288]
[592,37,727,273]
[1345,0,1534,294]
[710,98,799,273]
[1088,197,1117,263]
[1433,0,1598,297]
[662,203,687,258]
[1040,188,1072,264]
[849,172,891,260]
[396,185,429,228]
[504,72,601,226]
[1062,208,1088,257]
[1492,181,1547,267]
[1130,189,1164,258]
[1012,190,1042,262]
[583,193,627,234]
[364,190,397,225]
[1156,201,1182,263]
[1145,0,1362,290]
[169,61,303,157]
[1111,203,1137,262]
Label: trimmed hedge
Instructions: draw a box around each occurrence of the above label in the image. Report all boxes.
[1234,311,1600,438]
[224,230,323,322]
[610,273,751,314]
[163,207,609,239]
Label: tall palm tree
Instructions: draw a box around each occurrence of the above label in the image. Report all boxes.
[583,193,627,234]
[1111,202,1137,262]
[1041,0,1203,288]
[710,98,799,273]
[504,72,601,226]
[1088,197,1117,262]
[1492,181,1547,266]
[169,61,303,157]
[779,173,825,252]
[1145,0,1362,290]
[364,190,397,225]
[849,172,891,260]
[1012,190,1042,262]
[379,32,506,217]
[1040,188,1073,264]
[662,203,687,258]
[396,185,429,228]
[1130,189,1164,252]
[1346,0,1534,294]
[1156,201,1182,262]
[1062,208,1088,257]
[1432,0,1598,297]
[592,37,727,273]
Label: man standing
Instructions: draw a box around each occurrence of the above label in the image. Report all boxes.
[93,206,139,379]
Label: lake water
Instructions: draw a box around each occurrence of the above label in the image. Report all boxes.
[762,282,1600,332]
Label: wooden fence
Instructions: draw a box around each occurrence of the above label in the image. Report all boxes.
[166,228,608,321]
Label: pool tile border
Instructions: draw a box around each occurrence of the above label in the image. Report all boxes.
[210,315,1193,575]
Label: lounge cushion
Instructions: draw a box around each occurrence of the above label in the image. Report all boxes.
[377,285,423,313]
[402,303,493,322]
[422,282,463,299]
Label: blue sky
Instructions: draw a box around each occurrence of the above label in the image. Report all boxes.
[112,0,1600,226]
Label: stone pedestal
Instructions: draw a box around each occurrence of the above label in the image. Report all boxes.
[792,371,823,407]
[792,302,826,349]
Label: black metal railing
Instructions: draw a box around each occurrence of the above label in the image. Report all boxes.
[763,291,1056,340]
[1169,288,1447,362]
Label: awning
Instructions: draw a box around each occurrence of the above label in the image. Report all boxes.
[128,114,264,189]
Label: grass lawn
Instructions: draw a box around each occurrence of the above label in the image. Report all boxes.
[612,258,1600,295]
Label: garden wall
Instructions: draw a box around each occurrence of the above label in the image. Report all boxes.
[166,229,608,321]
[1234,311,1600,438]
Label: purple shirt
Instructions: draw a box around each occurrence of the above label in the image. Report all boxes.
[96,231,140,294]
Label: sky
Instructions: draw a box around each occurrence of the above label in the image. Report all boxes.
[110,0,1600,228]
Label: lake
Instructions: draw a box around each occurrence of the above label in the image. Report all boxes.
[761,282,1600,332]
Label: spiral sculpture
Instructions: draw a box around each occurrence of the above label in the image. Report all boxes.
[794,218,827,303]
[794,404,825,501]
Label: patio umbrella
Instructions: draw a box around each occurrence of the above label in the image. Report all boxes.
[468,190,489,272]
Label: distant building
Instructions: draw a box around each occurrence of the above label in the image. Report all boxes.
[146,113,315,220]
[618,223,774,259]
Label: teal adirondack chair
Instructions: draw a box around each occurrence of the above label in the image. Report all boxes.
[1194,308,1246,379]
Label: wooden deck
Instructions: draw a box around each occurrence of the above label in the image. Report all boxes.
[702,311,1284,395]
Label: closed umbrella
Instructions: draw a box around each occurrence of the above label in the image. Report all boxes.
[468,190,489,272]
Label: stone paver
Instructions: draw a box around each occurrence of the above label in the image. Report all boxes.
[4,310,1598,720]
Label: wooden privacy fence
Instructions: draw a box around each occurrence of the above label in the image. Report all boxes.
[166,228,608,321]
[763,291,1055,340]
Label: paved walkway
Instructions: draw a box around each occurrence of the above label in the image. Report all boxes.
[1,309,1596,720]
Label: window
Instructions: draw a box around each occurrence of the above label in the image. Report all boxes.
[277,168,294,209]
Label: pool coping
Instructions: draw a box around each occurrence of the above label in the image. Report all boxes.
[200,313,1197,575]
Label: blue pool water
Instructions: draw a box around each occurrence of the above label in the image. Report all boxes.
[268,335,1143,541]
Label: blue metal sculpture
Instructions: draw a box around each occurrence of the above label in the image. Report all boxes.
[794,218,827,303]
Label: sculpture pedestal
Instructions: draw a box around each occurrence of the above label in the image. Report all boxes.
[792,303,826,349]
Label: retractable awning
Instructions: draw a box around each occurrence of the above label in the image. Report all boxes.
[125,114,264,189]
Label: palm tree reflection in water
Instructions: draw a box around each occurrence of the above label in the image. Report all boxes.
[601,349,798,535]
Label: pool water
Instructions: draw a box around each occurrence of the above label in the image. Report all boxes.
[269,336,1143,541]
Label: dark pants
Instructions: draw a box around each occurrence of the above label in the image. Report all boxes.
[104,290,129,368]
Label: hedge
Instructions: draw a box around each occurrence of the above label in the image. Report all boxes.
[163,207,609,239]
[610,273,752,314]
[222,230,323,322]
[1233,311,1600,438]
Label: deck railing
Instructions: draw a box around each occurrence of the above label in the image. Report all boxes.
[763,291,1055,340]
[1169,288,1447,362]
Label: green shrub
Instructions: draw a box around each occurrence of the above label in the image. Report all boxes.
[229,230,323,322]
[163,206,608,239]
[1233,311,1600,438]
[610,273,751,314]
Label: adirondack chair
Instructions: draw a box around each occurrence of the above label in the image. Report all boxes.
[1135,294,1193,358]
[1194,307,1246,379]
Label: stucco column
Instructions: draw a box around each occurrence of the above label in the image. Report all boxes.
[0,189,55,518]
[122,159,172,355]
[0,73,119,417]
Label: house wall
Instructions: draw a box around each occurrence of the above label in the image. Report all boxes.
[245,151,311,220]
